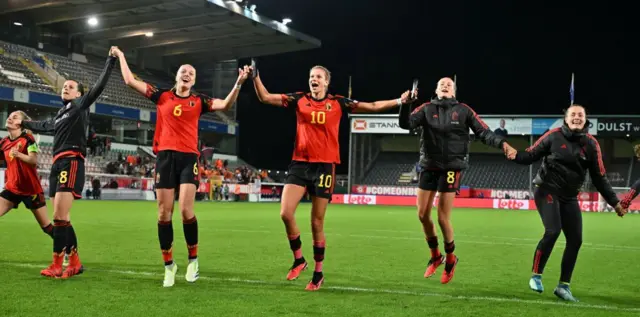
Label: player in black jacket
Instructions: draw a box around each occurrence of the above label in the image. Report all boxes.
[399,77,516,284]
[508,104,626,302]
[17,47,117,279]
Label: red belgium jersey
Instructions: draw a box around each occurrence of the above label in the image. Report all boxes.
[0,132,43,195]
[145,84,220,155]
[281,93,356,164]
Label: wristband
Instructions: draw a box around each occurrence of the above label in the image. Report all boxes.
[396,98,402,106]
[235,84,242,90]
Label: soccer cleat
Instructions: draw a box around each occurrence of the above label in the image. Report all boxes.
[424,255,444,278]
[61,253,84,279]
[554,284,579,302]
[286,258,308,281]
[163,263,178,287]
[185,259,199,283]
[305,272,324,291]
[440,256,458,284]
[40,253,64,278]
[529,274,544,293]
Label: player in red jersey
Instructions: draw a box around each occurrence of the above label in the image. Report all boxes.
[112,47,249,287]
[0,111,74,263]
[249,60,414,291]
[620,145,640,210]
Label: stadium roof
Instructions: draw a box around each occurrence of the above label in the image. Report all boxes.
[2,0,321,73]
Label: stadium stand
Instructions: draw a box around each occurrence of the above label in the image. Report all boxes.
[0,53,54,93]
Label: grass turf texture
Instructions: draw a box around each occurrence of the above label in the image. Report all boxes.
[1,201,638,317]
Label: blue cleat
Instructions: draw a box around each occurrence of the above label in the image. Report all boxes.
[554,284,579,302]
[529,274,544,293]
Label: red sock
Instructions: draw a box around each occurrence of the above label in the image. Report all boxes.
[444,241,456,264]
[288,234,303,260]
[426,236,441,258]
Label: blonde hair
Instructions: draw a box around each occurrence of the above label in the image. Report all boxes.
[14,111,33,135]
[310,65,331,85]
[634,144,640,159]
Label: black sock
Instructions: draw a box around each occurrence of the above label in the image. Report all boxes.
[288,234,303,261]
[66,224,77,255]
[52,220,69,254]
[158,220,174,266]
[444,240,456,264]
[42,223,54,239]
[183,217,198,260]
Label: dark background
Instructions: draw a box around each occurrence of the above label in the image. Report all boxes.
[236,0,632,173]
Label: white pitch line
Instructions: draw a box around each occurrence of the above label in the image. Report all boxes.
[5,262,640,313]
[219,229,640,252]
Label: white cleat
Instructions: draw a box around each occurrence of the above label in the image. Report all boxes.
[163,263,178,287]
[185,259,199,283]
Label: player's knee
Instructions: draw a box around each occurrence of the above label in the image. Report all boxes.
[543,228,561,242]
[280,209,294,223]
[417,210,433,224]
[566,235,582,249]
[311,217,324,231]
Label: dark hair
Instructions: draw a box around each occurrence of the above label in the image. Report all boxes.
[66,79,85,96]
[564,104,586,116]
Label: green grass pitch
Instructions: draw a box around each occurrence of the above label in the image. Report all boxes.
[0,200,638,317]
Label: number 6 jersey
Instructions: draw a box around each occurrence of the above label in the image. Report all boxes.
[145,83,221,156]
[281,92,356,164]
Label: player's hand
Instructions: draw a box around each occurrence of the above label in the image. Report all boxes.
[504,143,517,160]
[109,46,123,58]
[237,65,250,84]
[249,58,259,79]
[400,90,415,104]
[9,146,19,158]
[614,203,627,218]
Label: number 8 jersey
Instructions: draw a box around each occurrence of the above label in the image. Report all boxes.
[281,92,356,164]
[145,83,221,155]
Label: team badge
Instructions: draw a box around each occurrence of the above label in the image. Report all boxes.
[189,100,195,107]
[325,103,332,111]
[451,111,459,121]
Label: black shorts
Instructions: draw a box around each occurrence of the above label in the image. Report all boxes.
[285,161,335,200]
[0,190,46,210]
[155,150,199,189]
[50,157,85,199]
[418,169,462,193]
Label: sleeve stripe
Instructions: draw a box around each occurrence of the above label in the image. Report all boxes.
[411,103,428,115]
[526,128,560,152]
[587,134,606,176]
[460,103,488,129]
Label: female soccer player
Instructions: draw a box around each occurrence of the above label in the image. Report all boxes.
[508,104,626,302]
[19,48,117,278]
[249,60,412,291]
[0,112,53,237]
[112,47,248,287]
[398,77,515,284]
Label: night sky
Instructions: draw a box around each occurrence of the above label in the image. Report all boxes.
[236,0,632,173]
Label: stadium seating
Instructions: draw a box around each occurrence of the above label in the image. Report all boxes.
[0,41,230,123]
[0,54,54,93]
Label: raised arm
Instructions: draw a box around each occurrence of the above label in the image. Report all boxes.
[399,102,427,130]
[586,135,620,210]
[79,49,117,109]
[352,90,412,113]
[113,47,147,96]
[206,66,249,111]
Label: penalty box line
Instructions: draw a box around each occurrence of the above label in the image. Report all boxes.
[5,262,640,313]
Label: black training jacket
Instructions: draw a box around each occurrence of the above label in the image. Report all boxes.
[513,122,619,207]
[22,56,116,160]
[399,97,505,170]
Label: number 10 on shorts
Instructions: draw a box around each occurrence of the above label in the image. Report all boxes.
[318,174,332,188]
